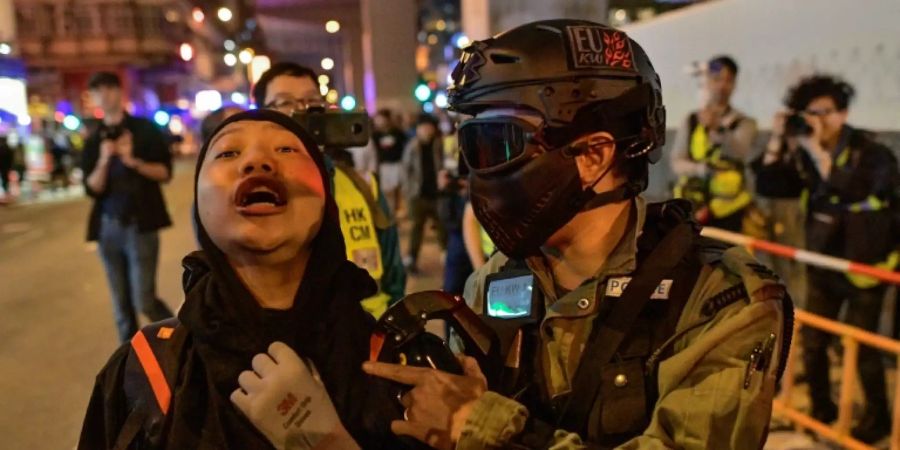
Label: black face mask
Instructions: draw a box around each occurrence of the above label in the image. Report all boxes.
[460,117,633,259]
[469,147,586,258]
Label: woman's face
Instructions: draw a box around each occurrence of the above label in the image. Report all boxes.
[198,121,326,261]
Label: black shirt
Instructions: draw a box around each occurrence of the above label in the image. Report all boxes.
[100,157,140,220]
[81,114,172,240]
[419,140,438,198]
[373,129,407,163]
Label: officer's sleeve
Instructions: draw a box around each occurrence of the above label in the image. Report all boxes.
[618,302,782,449]
[618,249,787,450]
[78,344,131,450]
[458,249,787,450]
[670,115,707,179]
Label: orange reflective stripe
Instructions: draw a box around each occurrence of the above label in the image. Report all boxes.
[369,332,385,362]
[131,330,171,414]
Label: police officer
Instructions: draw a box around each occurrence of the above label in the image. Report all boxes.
[253,62,406,318]
[364,20,791,449]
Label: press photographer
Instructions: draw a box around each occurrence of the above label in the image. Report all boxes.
[782,74,900,444]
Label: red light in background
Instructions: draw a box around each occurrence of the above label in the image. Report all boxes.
[93,108,104,119]
[54,111,64,122]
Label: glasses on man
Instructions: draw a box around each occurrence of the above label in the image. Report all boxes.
[804,108,837,117]
[264,97,325,114]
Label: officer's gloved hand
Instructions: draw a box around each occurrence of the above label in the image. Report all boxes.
[230,342,359,450]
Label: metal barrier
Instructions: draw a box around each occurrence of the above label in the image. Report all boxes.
[701,227,900,450]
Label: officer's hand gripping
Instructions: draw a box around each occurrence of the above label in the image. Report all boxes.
[363,355,487,450]
[230,342,359,450]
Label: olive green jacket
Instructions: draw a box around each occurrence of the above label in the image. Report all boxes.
[458,197,788,449]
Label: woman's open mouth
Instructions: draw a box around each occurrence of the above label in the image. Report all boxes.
[234,175,288,216]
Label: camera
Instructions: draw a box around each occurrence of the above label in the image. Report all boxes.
[291,106,370,148]
[99,123,126,141]
[784,113,813,136]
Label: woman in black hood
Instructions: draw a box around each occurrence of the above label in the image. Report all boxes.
[79,110,402,449]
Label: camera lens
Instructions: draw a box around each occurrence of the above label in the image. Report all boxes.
[351,123,364,135]
[784,114,812,136]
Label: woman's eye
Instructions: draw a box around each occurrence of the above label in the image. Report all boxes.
[215,150,238,159]
[277,146,299,153]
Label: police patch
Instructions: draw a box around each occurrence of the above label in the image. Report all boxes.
[605,277,673,300]
[565,26,635,70]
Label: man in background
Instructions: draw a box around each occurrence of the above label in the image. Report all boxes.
[81,71,174,342]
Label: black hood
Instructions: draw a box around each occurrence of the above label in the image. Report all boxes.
[180,108,375,387]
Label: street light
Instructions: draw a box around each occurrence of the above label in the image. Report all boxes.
[217,7,233,22]
[239,49,254,64]
[321,57,335,70]
[434,92,448,108]
[325,20,340,33]
[454,33,470,49]
[325,89,339,104]
[414,83,432,102]
[231,92,247,104]
[224,40,236,51]
[319,84,329,96]
[318,74,330,85]
[196,90,223,112]
[179,43,193,62]
[340,95,357,111]
[192,8,205,23]
[249,55,272,84]
[224,53,237,66]
[0,43,11,55]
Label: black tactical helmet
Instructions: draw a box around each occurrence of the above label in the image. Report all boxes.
[448,19,666,165]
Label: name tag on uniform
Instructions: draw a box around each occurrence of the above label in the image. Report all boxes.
[605,277,673,300]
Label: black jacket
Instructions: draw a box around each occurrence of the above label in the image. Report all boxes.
[77,253,403,450]
[806,126,900,263]
[751,140,820,199]
[81,114,172,241]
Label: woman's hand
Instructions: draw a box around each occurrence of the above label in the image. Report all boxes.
[231,342,359,450]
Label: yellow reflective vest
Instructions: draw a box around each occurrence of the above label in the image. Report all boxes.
[333,167,391,317]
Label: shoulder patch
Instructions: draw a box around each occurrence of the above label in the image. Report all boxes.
[720,247,787,303]
[701,284,747,317]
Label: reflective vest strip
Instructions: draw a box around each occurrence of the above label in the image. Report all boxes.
[131,330,171,414]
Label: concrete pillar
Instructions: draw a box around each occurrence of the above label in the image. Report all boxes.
[461,0,491,41]
[360,0,418,113]
[0,0,16,48]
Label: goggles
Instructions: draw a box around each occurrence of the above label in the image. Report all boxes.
[458,116,545,174]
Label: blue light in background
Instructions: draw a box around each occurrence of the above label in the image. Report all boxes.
[153,110,171,126]
[340,95,357,111]
[62,115,81,131]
